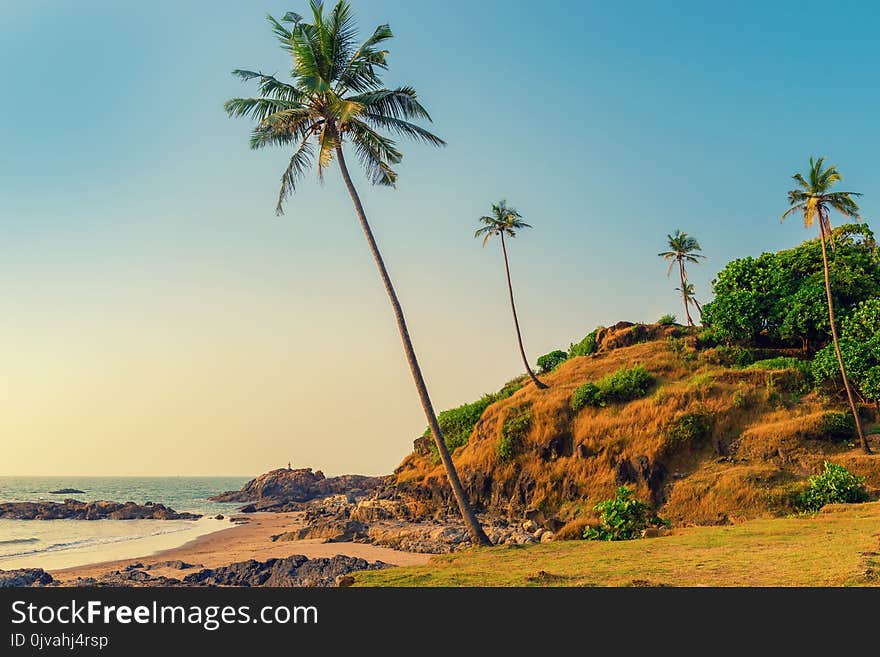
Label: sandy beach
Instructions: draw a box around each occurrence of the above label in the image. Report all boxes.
[50,512,430,584]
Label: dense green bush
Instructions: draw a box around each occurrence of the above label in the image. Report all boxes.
[584,487,669,541]
[426,378,524,456]
[497,405,531,461]
[569,328,600,358]
[813,299,880,404]
[536,350,569,374]
[819,412,856,442]
[571,382,604,411]
[701,224,880,346]
[570,365,654,412]
[662,412,712,448]
[657,314,678,326]
[600,364,654,402]
[798,461,868,512]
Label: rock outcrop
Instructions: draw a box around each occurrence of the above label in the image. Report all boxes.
[210,468,382,505]
[48,488,85,494]
[0,500,202,521]
[0,569,56,588]
[70,555,389,588]
[182,555,388,587]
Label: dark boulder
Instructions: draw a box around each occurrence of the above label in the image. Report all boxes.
[0,569,55,588]
[183,555,389,587]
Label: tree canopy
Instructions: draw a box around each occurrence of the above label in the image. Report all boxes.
[701,223,880,348]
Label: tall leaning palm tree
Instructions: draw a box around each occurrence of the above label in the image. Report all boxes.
[224,1,490,544]
[782,157,870,455]
[475,201,548,390]
[658,230,705,327]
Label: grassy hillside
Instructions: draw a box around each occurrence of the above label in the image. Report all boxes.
[392,322,880,531]
[353,501,880,587]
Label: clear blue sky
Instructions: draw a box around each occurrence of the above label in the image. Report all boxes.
[1,0,878,475]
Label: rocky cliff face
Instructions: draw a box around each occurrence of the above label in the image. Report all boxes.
[209,468,383,505]
[0,500,202,521]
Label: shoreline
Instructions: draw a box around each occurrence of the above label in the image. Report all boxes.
[49,512,431,584]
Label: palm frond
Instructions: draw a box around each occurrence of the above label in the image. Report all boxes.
[276,136,315,215]
[352,87,432,121]
[361,114,445,146]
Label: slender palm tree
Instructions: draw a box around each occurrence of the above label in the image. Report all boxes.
[475,201,548,390]
[676,281,703,322]
[224,1,490,544]
[782,157,870,454]
[658,230,705,327]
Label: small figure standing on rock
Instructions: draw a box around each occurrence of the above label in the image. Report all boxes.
[288,461,292,471]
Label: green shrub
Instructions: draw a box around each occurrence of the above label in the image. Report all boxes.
[497,405,531,461]
[662,412,712,448]
[600,364,654,402]
[746,357,808,372]
[571,382,604,411]
[657,314,677,326]
[570,365,655,412]
[426,378,524,456]
[797,461,868,512]
[820,412,856,442]
[569,328,600,358]
[584,486,669,541]
[536,350,569,374]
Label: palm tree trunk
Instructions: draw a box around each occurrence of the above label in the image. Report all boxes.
[500,233,547,389]
[678,259,694,327]
[818,219,870,454]
[334,145,491,545]
[692,296,704,321]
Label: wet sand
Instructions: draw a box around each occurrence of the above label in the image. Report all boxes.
[51,512,430,584]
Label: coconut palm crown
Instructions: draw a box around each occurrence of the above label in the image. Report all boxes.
[782,156,862,241]
[475,201,533,245]
[224,0,445,215]
[658,230,705,277]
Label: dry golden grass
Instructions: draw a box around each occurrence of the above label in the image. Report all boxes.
[354,501,880,587]
[393,324,880,524]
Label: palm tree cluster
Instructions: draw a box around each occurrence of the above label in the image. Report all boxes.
[224,1,874,542]
[658,230,705,327]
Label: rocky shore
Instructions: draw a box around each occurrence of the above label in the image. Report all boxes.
[0,555,388,588]
[213,466,562,553]
[0,500,202,521]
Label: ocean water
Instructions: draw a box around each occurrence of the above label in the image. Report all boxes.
[0,476,249,571]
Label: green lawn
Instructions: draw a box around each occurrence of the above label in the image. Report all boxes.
[354,502,880,587]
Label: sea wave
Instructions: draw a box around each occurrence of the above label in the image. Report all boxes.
[0,537,39,546]
[0,521,206,562]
